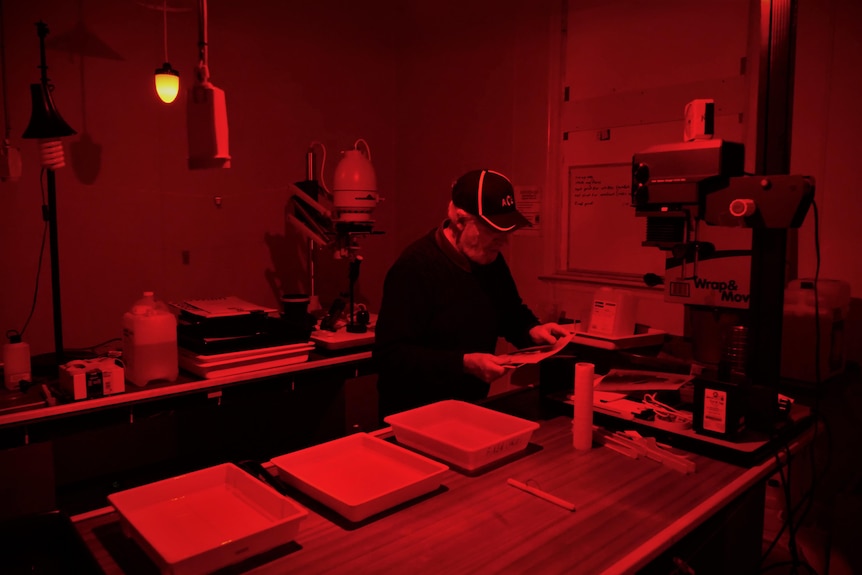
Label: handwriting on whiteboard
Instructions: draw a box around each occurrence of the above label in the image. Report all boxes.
[571,173,631,208]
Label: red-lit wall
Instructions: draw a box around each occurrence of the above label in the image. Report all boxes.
[544,0,862,364]
[0,0,557,358]
[391,1,555,318]
[0,0,407,356]
[2,0,860,366]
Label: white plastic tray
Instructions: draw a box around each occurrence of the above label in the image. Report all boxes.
[108,463,308,575]
[384,400,539,471]
[178,341,315,364]
[310,329,375,350]
[178,343,314,378]
[310,314,377,350]
[269,433,448,522]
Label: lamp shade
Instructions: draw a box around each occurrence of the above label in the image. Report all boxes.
[155,62,180,103]
[22,83,77,139]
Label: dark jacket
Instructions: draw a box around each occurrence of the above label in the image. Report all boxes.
[373,222,539,419]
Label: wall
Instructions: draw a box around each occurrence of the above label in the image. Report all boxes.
[0,0,402,357]
[391,0,557,320]
[538,0,862,365]
[793,0,862,362]
[0,0,557,360]
[2,0,858,366]
[543,0,754,337]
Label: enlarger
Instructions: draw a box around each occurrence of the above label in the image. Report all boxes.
[632,126,814,440]
[287,139,382,346]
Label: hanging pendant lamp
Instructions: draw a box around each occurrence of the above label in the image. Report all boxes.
[154,0,178,103]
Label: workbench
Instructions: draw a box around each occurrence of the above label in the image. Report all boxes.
[71,414,812,575]
[0,349,375,516]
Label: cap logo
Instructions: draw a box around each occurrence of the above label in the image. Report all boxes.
[501,195,514,207]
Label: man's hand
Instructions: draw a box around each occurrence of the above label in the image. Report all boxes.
[529,322,570,345]
[463,353,509,383]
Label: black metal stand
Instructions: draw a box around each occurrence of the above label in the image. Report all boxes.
[22,21,76,373]
[724,0,799,432]
[345,255,366,334]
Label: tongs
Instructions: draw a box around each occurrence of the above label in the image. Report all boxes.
[592,427,696,474]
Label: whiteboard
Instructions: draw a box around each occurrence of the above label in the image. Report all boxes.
[565,163,665,281]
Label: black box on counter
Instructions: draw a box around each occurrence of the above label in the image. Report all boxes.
[178,316,313,355]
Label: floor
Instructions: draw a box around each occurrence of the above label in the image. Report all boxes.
[761,365,862,575]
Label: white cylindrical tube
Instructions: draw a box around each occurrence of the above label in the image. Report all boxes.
[573,362,595,450]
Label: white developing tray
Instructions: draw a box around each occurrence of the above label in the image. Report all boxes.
[178,341,315,364]
[178,343,314,379]
[384,400,539,471]
[108,463,308,575]
[269,433,448,522]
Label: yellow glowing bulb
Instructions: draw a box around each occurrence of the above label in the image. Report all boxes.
[154,63,180,104]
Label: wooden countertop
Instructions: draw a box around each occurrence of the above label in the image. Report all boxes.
[72,416,806,575]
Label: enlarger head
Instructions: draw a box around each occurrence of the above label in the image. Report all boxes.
[330,141,383,257]
[632,139,744,249]
[288,139,383,259]
[332,141,379,226]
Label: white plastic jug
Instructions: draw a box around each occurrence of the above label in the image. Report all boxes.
[122,291,178,386]
[781,279,850,383]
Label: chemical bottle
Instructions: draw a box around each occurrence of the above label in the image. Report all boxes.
[588,287,637,337]
[3,330,31,391]
[122,291,179,386]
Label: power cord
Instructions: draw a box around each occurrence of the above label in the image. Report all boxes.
[642,392,693,428]
[760,415,833,574]
[64,337,123,360]
[759,445,814,574]
[799,199,823,528]
[758,199,828,575]
[307,140,331,199]
[13,168,49,341]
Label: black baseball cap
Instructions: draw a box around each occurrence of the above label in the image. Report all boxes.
[451,169,532,232]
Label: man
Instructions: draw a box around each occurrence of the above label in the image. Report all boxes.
[373,168,567,419]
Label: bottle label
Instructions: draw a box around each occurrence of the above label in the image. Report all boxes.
[3,342,31,389]
[702,387,727,434]
[5,370,31,388]
[86,369,105,398]
[589,300,617,334]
